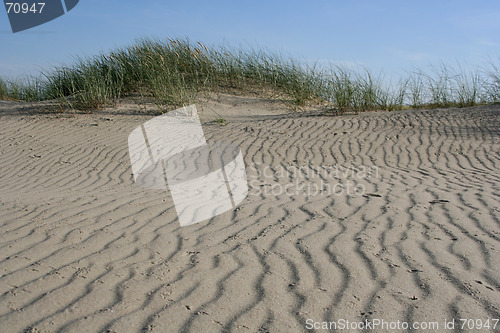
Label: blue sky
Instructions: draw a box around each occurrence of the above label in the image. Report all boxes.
[1,0,499,79]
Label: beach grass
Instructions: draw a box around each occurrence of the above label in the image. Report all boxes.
[0,38,499,112]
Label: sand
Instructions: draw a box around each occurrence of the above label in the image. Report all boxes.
[0,97,499,332]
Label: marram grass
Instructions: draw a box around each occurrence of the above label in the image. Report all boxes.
[1,38,499,112]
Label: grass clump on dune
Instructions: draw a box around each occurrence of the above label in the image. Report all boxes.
[485,61,500,104]
[39,38,325,110]
[0,38,499,112]
[406,63,484,108]
[0,76,46,102]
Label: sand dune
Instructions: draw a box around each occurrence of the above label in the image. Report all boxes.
[0,97,499,332]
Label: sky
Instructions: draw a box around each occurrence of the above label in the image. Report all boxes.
[1,0,499,79]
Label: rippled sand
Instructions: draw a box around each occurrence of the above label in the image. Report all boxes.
[0,97,499,332]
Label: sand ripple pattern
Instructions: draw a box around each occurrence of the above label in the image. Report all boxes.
[0,105,499,332]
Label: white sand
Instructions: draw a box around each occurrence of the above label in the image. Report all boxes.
[0,97,499,332]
